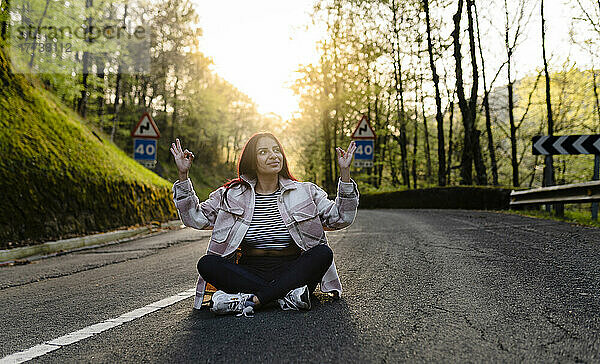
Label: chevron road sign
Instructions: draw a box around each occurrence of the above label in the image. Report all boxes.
[532,135,600,155]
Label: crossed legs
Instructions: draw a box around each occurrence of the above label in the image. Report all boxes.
[197,244,334,306]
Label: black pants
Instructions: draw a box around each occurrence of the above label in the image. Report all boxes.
[197,244,334,305]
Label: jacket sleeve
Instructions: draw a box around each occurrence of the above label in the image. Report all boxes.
[310,177,359,230]
[172,178,224,230]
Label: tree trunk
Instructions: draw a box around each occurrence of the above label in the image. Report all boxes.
[474,1,498,185]
[365,77,374,186]
[504,0,519,187]
[379,94,393,187]
[541,0,560,214]
[529,155,539,187]
[392,0,410,188]
[333,110,340,182]
[77,58,89,117]
[423,0,446,186]
[171,75,179,142]
[77,0,93,117]
[412,111,418,189]
[541,0,554,172]
[454,0,485,185]
[593,66,600,132]
[139,75,146,108]
[27,0,51,69]
[446,99,455,184]
[379,132,388,187]
[452,0,473,184]
[413,76,419,189]
[419,75,432,183]
[373,92,380,188]
[389,147,400,186]
[96,67,105,122]
[508,78,519,187]
[542,0,554,145]
[332,15,341,186]
[473,130,487,185]
[466,0,486,185]
[483,91,498,185]
[111,69,122,142]
[322,106,334,192]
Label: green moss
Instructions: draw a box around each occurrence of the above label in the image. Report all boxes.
[0,48,176,249]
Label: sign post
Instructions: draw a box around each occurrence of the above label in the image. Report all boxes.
[593,155,600,221]
[131,112,160,169]
[351,115,375,180]
[532,134,600,219]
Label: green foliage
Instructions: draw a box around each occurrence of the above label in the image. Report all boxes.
[7,0,600,225]
[499,65,600,187]
[289,0,600,194]
[0,47,176,249]
[1,0,284,244]
[506,208,600,229]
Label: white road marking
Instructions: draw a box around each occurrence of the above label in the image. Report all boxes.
[46,332,94,346]
[0,288,197,364]
[0,345,60,363]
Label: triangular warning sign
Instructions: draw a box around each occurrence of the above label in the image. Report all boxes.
[351,115,375,139]
[131,112,160,139]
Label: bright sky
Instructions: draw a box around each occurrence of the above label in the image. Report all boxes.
[191,0,591,121]
[192,0,321,121]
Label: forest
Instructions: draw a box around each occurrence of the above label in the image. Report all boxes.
[1,0,599,197]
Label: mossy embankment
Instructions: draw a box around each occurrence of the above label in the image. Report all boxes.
[0,48,177,249]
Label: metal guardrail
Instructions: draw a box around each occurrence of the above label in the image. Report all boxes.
[510,180,600,206]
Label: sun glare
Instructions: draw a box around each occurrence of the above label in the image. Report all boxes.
[191,0,582,127]
[192,0,320,122]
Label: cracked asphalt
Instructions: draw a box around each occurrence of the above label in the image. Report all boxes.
[1,209,600,362]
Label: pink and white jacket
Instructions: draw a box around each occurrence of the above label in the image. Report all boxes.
[172,173,360,309]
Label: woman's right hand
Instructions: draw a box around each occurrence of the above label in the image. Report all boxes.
[170,138,194,179]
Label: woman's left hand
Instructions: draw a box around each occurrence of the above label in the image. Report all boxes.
[336,141,356,170]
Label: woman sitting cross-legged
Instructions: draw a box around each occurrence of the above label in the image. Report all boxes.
[170,132,359,317]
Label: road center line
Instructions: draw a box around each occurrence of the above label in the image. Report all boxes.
[0,288,197,364]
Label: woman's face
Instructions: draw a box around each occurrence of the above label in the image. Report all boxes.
[255,136,283,176]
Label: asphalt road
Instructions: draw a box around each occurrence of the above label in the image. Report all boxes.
[1,209,600,363]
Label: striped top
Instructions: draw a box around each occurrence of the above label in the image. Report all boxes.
[242,187,293,250]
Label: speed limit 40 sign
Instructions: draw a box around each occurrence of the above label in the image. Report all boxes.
[134,139,157,160]
[131,112,160,169]
[353,140,374,167]
[354,140,374,159]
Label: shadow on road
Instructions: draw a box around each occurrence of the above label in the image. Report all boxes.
[157,294,361,362]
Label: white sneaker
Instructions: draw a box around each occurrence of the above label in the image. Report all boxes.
[277,285,311,311]
[210,290,255,317]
